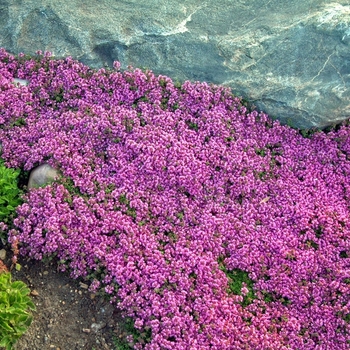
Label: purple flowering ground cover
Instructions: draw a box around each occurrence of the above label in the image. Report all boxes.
[0,49,349,349]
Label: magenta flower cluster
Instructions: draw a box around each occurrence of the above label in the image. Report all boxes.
[0,49,349,349]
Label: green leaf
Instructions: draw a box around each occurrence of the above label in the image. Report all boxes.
[0,272,35,346]
[0,273,11,285]
[9,281,24,289]
[0,335,12,347]
[22,298,35,310]
[13,324,28,334]
[0,157,24,228]
[15,314,29,324]
[23,314,33,327]
[11,281,29,296]
[0,318,13,332]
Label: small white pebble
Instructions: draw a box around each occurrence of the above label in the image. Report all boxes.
[13,78,29,86]
[79,282,89,289]
[0,249,6,260]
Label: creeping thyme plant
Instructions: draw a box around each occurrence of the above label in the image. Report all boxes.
[0,49,349,349]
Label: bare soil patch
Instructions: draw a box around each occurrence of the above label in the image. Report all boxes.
[0,241,129,350]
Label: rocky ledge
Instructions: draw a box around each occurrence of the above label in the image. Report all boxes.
[0,0,349,129]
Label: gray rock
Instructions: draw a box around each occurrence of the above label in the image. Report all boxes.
[0,0,349,129]
[28,164,59,189]
[13,78,29,86]
[0,249,6,261]
[90,322,106,333]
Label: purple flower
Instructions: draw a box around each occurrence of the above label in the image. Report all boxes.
[0,48,349,348]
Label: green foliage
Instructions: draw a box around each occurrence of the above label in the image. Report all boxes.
[56,175,84,197]
[118,194,129,205]
[283,119,322,139]
[0,272,35,350]
[174,81,182,89]
[0,158,23,239]
[343,313,350,323]
[186,120,199,132]
[49,87,64,103]
[122,117,134,133]
[298,127,321,139]
[254,147,266,157]
[118,194,137,219]
[340,250,349,259]
[218,256,256,307]
[9,118,26,128]
[286,118,295,128]
[113,334,134,350]
[112,317,151,349]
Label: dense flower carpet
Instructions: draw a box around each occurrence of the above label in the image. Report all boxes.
[0,49,349,349]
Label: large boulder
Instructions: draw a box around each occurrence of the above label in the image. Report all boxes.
[0,0,349,129]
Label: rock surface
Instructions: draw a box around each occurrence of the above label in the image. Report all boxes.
[28,164,59,189]
[0,0,349,129]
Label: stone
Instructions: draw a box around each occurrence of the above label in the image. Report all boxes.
[0,0,349,129]
[79,282,88,289]
[28,164,59,189]
[12,78,29,86]
[0,249,6,260]
[90,322,106,333]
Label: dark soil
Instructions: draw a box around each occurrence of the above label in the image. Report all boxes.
[0,241,132,350]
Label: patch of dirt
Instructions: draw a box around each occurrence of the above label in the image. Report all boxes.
[0,242,130,350]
